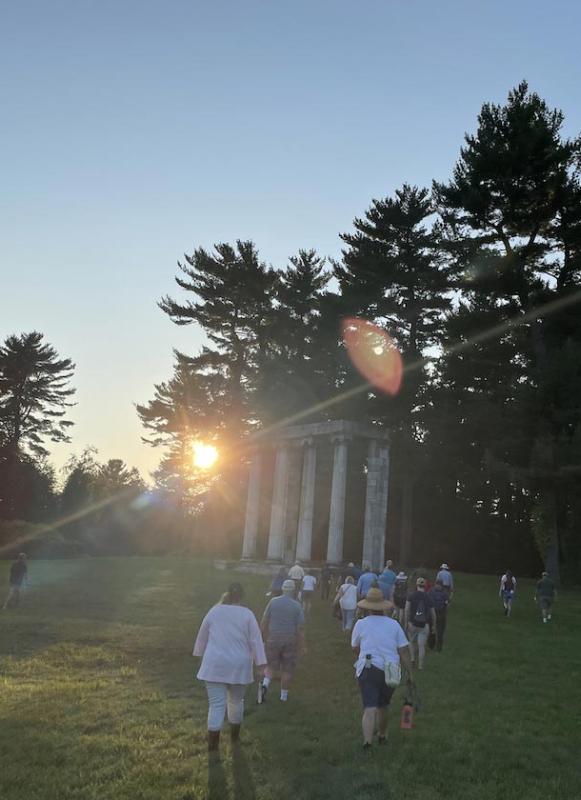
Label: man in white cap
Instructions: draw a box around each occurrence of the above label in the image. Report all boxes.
[259,579,305,703]
[288,561,305,594]
[436,563,454,599]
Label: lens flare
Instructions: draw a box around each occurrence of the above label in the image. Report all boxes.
[341,317,403,396]
[192,442,218,470]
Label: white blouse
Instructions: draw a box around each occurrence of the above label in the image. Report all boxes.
[193,604,267,685]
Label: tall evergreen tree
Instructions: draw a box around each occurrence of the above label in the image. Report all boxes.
[159,240,279,445]
[336,184,451,563]
[434,82,581,579]
[0,332,74,520]
[0,332,75,457]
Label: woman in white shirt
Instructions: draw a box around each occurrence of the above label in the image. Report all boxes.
[193,583,267,751]
[301,572,317,614]
[351,587,412,749]
[334,576,358,631]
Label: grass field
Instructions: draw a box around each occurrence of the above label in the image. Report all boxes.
[1,557,580,800]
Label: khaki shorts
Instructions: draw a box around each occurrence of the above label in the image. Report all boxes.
[266,635,298,673]
[407,623,429,644]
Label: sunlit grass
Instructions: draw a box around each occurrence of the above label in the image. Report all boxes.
[1,557,580,800]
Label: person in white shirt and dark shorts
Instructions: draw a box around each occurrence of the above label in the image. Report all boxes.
[351,587,413,749]
[301,571,317,614]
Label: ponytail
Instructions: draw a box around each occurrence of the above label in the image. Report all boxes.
[220,582,244,605]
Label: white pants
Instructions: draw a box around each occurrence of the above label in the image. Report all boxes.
[342,608,356,631]
[205,682,247,731]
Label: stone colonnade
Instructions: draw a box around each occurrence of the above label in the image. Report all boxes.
[241,421,390,567]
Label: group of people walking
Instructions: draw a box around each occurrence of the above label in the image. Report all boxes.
[192,558,455,753]
[192,558,560,754]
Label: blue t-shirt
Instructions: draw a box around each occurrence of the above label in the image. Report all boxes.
[378,569,397,598]
[261,595,304,636]
[357,572,378,596]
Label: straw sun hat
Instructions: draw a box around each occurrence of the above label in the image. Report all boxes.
[357,587,393,612]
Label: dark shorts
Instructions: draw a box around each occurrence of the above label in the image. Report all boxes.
[266,635,298,673]
[302,590,314,599]
[539,597,553,610]
[358,665,395,709]
[394,597,406,609]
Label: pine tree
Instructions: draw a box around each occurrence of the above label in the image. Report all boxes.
[159,240,279,445]
[336,184,451,564]
[0,332,75,457]
[434,82,581,579]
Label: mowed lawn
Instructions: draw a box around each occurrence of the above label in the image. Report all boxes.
[1,558,580,800]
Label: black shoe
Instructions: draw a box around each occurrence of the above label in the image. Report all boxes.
[363,742,372,751]
[378,736,388,746]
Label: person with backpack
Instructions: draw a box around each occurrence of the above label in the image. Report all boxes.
[405,577,436,669]
[535,571,557,623]
[427,580,449,651]
[334,576,358,631]
[392,572,408,624]
[436,563,454,599]
[499,570,517,617]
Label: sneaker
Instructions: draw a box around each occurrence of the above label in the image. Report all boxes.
[548,615,552,621]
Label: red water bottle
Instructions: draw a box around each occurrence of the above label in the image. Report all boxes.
[400,703,414,730]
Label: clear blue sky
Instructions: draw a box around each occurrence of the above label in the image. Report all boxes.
[2,0,580,481]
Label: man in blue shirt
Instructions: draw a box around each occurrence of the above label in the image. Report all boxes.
[260,580,305,703]
[377,560,397,600]
[436,563,454,598]
[357,566,378,600]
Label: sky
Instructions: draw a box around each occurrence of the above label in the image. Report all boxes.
[2,0,581,483]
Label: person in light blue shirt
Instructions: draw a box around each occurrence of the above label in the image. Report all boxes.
[436,564,454,598]
[377,560,397,600]
[357,567,378,600]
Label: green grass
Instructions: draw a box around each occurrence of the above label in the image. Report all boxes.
[1,557,580,800]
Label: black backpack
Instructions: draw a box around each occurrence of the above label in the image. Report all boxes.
[412,594,428,627]
[394,579,408,601]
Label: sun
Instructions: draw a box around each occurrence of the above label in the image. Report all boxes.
[192,442,218,470]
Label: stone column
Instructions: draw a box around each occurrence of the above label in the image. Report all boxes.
[362,440,390,570]
[295,438,317,562]
[326,436,349,564]
[241,450,262,560]
[267,444,290,561]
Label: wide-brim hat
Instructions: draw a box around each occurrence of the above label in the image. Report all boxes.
[357,587,394,612]
[396,571,406,579]
[440,563,449,570]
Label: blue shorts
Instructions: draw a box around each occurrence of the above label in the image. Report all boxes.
[502,590,515,601]
[357,665,395,709]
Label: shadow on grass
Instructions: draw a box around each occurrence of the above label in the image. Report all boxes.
[231,745,256,800]
[207,754,228,800]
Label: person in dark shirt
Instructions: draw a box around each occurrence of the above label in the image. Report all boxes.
[428,580,450,651]
[3,553,28,610]
[405,578,436,669]
[320,564,333,600]
[535,572,557,623]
